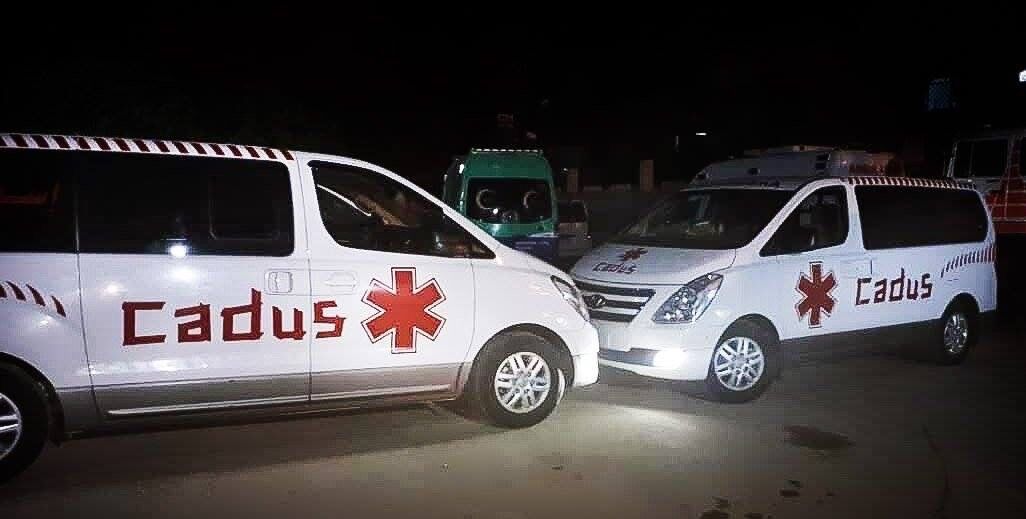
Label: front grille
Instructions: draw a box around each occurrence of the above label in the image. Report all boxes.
[574,280,656,323]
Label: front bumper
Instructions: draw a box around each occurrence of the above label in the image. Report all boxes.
[572,352,599,386]
[569,324,600,387]
[593,320,724,381]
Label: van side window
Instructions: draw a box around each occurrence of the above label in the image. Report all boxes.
[0,149,76,253]
[311,162,493,259]
[78,153,293,256]
[855,186,987,249]
[762,186,848,256]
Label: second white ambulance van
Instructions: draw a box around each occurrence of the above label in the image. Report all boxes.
[572,176,996,402]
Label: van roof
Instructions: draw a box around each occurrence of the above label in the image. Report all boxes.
[0,132,293,162]
[461,148,552,179]
[689,175,976,191]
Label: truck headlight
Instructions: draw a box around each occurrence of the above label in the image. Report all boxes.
[651,273,722,324]
[552,276,589,322]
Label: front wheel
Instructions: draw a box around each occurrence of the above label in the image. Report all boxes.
[705,320,778,403]
[466,331,565,428]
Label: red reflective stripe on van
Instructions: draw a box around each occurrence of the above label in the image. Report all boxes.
[25,284,46,306]
[112,138,130,151]
[95,138,111,151]
[244,146,260,158]
[5,282,25,301]
[227,145,242,157]
[155,141,170,153]
[10,134,28,147]
[133,139,150,152]
[30,135,50,148]
[53,135,71,149]
[52,296,67,317]
[262,148,277,160]
[209,143,225,156]
[173,141,189,154]
[190,142,206,155]
[281,149,293,160]
[74,136,91,150]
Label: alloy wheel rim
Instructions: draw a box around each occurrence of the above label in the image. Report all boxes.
[494,351,552,414]
[713,336,765,391]
[944,313,969,355]
[0,393,22,461]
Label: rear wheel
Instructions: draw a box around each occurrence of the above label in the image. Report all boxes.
[466,331,565,428]
[0,364,50,483]
[932,301,978,365]
[705,320,778,403]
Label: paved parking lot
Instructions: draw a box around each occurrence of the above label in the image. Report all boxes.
[2,325,1023,519]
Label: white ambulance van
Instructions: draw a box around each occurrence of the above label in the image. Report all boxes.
[0,133,598,481]
[572,176,996,402]
[693,146,896,183]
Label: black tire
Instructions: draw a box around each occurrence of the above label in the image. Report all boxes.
[931,300,978,365]
[0,363,50,483]
[465,331,565,428]
[704,320,778,403]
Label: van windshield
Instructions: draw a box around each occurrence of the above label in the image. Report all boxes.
[467,178,553,224]
[614,189,793,250]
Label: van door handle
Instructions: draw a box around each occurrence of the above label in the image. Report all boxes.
[266,271,294,294]
[324,272,358,293]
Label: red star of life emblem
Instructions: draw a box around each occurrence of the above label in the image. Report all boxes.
[362,267,446,353]
[618,247,648,262]
[795,262,837,328]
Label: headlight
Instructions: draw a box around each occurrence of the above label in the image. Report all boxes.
[552,276,590,322]
[651,273,723,324]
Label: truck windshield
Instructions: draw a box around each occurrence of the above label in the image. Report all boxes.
[614,189,793,250]
[467,178,552,224]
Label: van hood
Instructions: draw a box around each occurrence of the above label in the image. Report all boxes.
[570,243,736,286]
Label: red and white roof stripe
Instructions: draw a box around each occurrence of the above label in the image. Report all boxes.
[0,133,294,162]
[843,176,973,190]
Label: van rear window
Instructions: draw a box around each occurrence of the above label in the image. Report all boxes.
[0,149,76,253]
[855,186,988,249]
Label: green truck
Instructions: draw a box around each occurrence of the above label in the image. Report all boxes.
[443,148,559,262]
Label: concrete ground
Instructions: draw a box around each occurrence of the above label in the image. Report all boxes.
[1,327,1024,519]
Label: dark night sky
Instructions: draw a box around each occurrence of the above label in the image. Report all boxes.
[3,7,1025,187]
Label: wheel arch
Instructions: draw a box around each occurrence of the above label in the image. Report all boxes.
[946,292,981,316]
[458,323,574,395]
[729,314,780,343]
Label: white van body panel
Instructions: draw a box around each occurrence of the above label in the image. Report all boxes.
[0,254,87,390]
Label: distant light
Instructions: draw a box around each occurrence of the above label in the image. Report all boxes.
[169,244,189,258]
[103,283,122,296]
[695,132,708,137]
[1020,69,1026,83]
